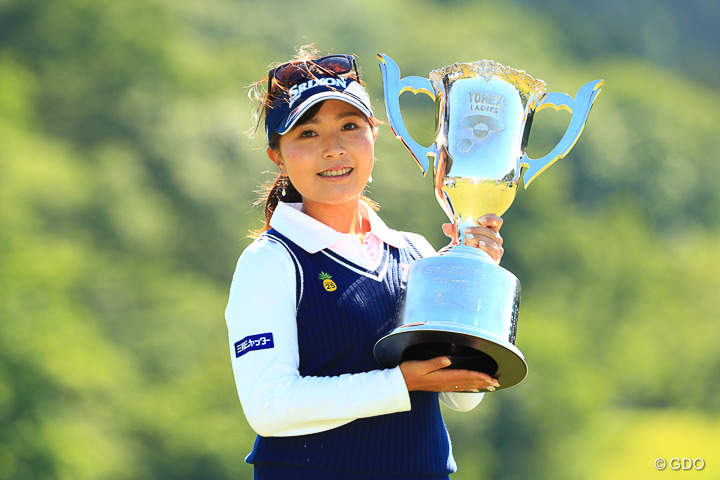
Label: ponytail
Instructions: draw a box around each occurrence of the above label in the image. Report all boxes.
[250,171,302,238]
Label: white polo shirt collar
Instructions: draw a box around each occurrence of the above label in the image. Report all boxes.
[269,201,407,253]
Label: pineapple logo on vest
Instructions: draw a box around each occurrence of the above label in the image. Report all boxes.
[318,272,337,292]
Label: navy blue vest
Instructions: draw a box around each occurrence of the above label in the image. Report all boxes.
[246,229,455,480]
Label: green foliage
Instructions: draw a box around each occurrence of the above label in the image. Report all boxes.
[1,0,718,478]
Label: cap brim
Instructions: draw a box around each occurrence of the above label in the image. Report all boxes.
[276,91,374,136]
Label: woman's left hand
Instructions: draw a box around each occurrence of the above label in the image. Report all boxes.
[442,214,504,263]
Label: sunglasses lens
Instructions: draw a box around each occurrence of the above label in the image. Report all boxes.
[273,63,310,84]
[316,56,353,74]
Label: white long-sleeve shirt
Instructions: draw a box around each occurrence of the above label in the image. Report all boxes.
[225,202,483,437]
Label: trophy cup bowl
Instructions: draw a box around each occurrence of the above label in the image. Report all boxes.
[373,54,603,391]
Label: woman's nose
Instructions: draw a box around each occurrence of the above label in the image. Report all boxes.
[322,133,346,158]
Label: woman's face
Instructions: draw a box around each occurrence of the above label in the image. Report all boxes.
[268,99,377,212]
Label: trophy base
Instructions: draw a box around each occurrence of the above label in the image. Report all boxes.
[374,324,527,392]
[373,252,527,392]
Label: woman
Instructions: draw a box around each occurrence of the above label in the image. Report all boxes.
[226,47,504,479]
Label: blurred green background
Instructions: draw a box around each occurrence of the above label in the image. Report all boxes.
[1,0,718,478]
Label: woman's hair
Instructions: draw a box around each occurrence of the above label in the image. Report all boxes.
[247,45,379,237]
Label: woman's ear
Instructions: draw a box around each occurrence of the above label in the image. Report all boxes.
[267,147,284,171]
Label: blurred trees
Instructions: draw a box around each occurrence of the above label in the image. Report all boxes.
[1,0,718,478]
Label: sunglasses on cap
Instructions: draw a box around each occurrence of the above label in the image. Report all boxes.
[267,54,360,94]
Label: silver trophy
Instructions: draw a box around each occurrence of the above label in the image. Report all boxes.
[373,54,603,391]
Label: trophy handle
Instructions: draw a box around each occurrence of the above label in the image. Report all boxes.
[521,79,604,187]
[378,53,438,175]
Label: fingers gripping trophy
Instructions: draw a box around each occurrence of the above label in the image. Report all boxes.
[373,54,604,392]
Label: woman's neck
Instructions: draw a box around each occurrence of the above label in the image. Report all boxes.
[301,199,370,236]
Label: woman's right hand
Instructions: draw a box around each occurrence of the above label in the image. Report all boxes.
[400,357,500,392]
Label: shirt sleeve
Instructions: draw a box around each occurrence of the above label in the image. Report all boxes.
[225,236,412,438]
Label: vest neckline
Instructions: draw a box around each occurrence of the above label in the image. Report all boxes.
[321,243,391,281]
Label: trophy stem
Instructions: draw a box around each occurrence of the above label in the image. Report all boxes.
[440,224,495,263]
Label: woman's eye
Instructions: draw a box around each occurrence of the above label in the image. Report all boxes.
[342,122,359,131]
[299,129,317,138]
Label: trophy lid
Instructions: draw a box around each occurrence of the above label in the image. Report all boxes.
[429,60,547,101]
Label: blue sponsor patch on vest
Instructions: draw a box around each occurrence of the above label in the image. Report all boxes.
[235,333,274,358]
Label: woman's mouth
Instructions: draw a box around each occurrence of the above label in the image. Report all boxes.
[318,167,353,178]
